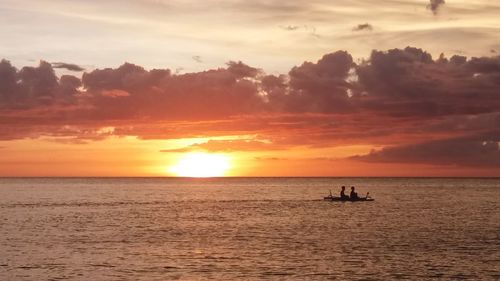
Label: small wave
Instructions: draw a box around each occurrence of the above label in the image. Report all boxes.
[17,265,42,269]
[262,271,294,276]
[88,263,116,268]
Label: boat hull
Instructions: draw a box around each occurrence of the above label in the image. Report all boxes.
[323,196,374,202]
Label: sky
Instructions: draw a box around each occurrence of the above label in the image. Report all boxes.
[0,0,499,176]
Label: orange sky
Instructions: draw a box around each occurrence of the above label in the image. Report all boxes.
[0,0,499,177]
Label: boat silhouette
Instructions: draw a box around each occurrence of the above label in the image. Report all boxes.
[323,191,374,202]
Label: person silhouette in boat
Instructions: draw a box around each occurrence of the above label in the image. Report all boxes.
[340,186,349,200]
[350,186,359,200]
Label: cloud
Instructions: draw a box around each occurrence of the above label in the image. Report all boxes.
[352,133,500,167]
[192,56,203,63]
[355,47,500,118]
[282,50,355,113]
[51,62,85,72]
[226,61,260,78]
[78,61,265,122]
[278,25,320,38]
[1,47,500,168]
[279,25,300,31]
[254,157,288,161]
[427,0,445,15]
[353,23,373,32]
[160,139,280,153]
[0,59,79,109]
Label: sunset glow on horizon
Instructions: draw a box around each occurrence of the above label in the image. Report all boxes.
[0,0,499,177]
[167,152,231,177]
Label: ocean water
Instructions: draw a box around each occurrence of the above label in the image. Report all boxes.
[0,177,499,280]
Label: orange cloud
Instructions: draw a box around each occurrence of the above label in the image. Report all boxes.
[161,139,281,153]
[1,47,500,168]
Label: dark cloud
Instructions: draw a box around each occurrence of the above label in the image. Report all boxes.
[282,51,355,113]
[51,62,85,72]
[355,47,500,118]
[353,23,373,32]
[352,133,500,167]
[226,61,260,78]
[192,56,203,63]
[427,0,445,15]
[0,59,79,109]
[0,59,18,105]
[79,61,265,122]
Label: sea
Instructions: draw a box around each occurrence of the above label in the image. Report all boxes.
[0,177,499,280]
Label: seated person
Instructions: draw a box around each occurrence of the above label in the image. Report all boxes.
[350,186,359,200]
[340,186,349,200]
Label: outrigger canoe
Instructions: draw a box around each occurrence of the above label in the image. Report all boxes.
[323,191,374,202]
[323,195,374,202]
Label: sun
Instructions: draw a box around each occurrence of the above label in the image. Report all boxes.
[168,152,231,177]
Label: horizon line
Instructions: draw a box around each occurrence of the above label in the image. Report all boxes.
[1,176,499,179]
